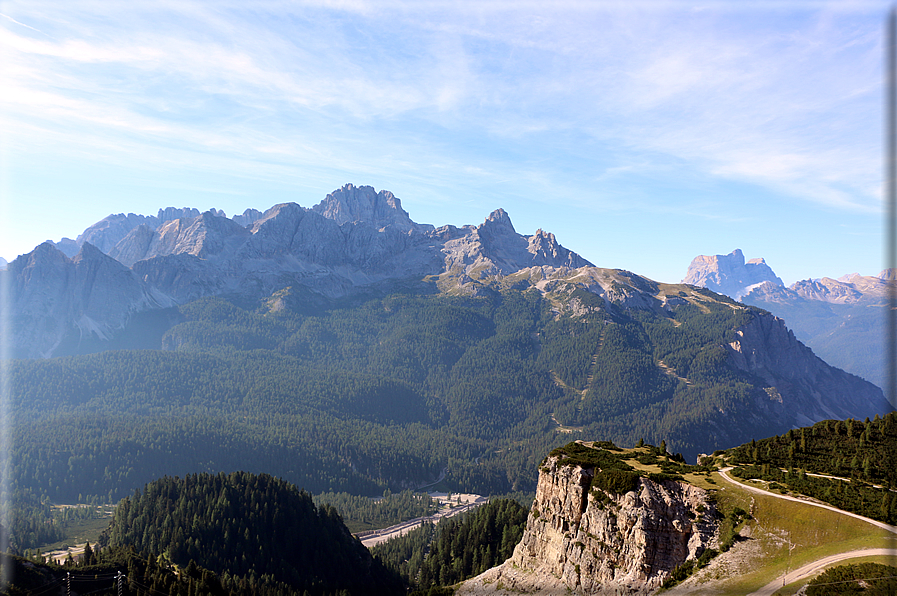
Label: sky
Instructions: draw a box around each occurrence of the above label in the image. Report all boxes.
[0,0,890,285]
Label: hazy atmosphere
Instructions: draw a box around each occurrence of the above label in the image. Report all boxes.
[0,0,889,283]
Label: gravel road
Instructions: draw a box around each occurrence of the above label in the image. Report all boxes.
[717,468,897,595]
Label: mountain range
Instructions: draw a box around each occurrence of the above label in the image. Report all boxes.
[683,249,892,388]
[2,184,892,508]
[8,184,589,359]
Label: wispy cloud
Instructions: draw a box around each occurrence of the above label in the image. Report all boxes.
[0,0,889,277]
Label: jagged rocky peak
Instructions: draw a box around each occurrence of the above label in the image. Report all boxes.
[233,208,264,227]
[482,208,515,233]
[743,271,891,306]
[57,207,210,259]
[683,248,784,300]
[458,442,719,595]
[311,183,433,233]
[0,256,6,271]
[157,207,203,222]
[439,209,592,283]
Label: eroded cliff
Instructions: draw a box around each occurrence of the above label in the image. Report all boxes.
[459,444,719,595]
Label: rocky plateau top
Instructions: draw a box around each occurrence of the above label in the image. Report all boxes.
[458,445,719,595]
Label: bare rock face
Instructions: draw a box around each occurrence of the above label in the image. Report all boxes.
[724,312,889,426]
[108,224,156,268]
[311,183,434,233]
[5,242,174,358]
[441,209,592,280]
[458,451,718,595]
[683,249,783,299]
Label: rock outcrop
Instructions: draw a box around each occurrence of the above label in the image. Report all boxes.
[458,446,718,595]
[441,209,592,280]
[741,272,892,389]
[724,311,889,426]
[683,249,783,299]
[5,242,174,358]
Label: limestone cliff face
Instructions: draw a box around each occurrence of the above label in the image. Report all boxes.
[725,312,888,425]
[5,242,175,358]
[459,454,718,595]
[683,249,783,300]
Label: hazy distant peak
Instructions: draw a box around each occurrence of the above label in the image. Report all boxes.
[233,208,264,227]
[837,272,862,282]
[683,248,784,300]
[50,238,80,258]
[157,207,201,223]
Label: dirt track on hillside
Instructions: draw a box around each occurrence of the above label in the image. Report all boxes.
[717,468,897,595]
[747,548,897,596]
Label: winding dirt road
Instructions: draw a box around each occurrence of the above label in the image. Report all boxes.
[717,469,897,535]
[716,468,897,595]
[748,548,897,596]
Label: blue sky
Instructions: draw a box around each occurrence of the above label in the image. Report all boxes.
[0,0,888,285]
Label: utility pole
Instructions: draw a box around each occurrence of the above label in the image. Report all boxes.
[116,570,123,596]
[66,571,71,596]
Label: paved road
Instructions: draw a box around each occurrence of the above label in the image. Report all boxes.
[360,496,489,548]
[716,468,897,595]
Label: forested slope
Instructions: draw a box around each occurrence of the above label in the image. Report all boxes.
[101,472,402,595]
[723,412,897,523]
[7,271,889,507]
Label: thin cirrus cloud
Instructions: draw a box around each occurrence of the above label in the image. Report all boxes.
[0,0,889,281]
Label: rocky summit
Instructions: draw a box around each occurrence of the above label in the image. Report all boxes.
[683,249,894,390]
[4,184,591,358]
[682,249,783,300]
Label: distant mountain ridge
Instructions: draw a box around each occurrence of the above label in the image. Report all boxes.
[683,249,892,388]
[5,184,592,358]
[682,249,783,299]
